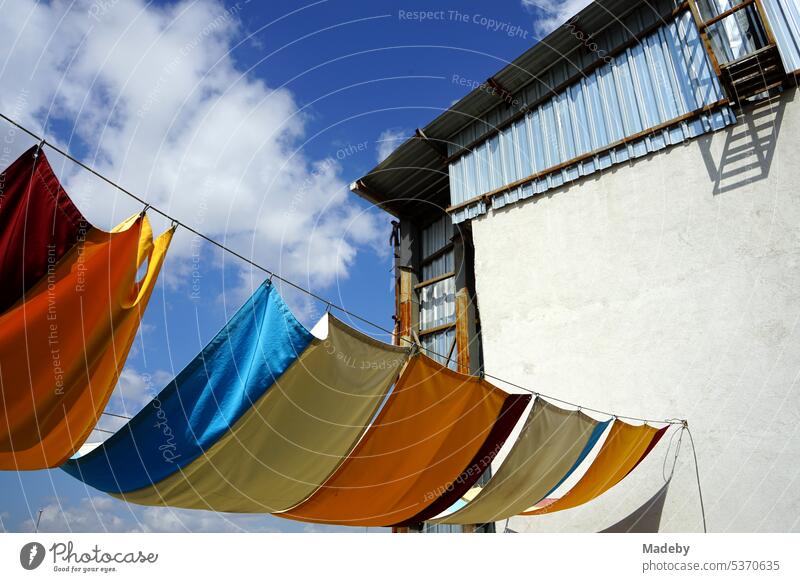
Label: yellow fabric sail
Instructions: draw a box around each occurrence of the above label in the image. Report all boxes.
[116,316,410,512]
[0,214,174,469]
[522,420,667,516]
[432,399,601,524]
[279,354,527,527]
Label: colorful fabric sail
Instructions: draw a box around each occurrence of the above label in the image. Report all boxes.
[279,354,530,527]
[62,281,314,492]
[432,399,607,524]
[0,146,89,313]
[65,310,410,513]
[522,420,669,516]
[0,213,174,469]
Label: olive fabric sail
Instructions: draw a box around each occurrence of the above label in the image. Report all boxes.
[279,354,530,527]
[66,309,411,513]
[62,281,315,492]
[431,399,606,524]
[521,421,669,516]
[0,146,89,314]
[0,213,174,469]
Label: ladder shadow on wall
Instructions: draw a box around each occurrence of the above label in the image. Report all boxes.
[697,89,792,196]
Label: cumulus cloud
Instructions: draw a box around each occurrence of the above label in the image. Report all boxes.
[86,367,175,440]
[0,0,386,294]
[521,0,592,36]
[111,369,172,415]
[17,496,346,533]
[375,128,407,163]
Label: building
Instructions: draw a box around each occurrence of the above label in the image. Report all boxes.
[352,0,800,532]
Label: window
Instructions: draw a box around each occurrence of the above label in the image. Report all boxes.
[417,216,457,370]
[700,1,769,64]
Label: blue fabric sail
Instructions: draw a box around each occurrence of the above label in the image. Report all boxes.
[540,418,612,499]
[62,281,313,493]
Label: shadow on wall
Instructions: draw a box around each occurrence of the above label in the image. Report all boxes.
[698,88,794,195]
[599,479,671,533]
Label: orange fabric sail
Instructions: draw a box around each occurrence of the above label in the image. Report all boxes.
[522,420,668,516]
[280,354,530,527]
[0,214,174,470]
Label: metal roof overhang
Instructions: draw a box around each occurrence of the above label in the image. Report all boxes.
[351,0,662,219]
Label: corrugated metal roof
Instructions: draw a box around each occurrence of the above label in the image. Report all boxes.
[352,0,680,216]
[449,9,737,223]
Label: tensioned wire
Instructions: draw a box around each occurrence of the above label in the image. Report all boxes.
[0,111,687,428]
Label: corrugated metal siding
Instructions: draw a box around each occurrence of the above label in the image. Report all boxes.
[421,216,455,280]
[446,0,681,157]
[420,277,456,331]
[763,0,800,71]
[421,326,457,371]
[449,10,738,224]
[422,252,454,281]
[421,216,451,257]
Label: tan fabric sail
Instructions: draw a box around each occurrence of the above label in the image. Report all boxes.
[116,315,409,512]
[279,354,524,527]
[522,421,667,516]
[433,399,601,524]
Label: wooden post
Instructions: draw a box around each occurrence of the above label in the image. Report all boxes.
[753,0,777,46]
[397,267,415,346]
[394,219,420,348]
[393,219,420,533]
[455,289,472,374]
[687,0,724,78]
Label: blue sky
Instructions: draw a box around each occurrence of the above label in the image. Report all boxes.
[0,0,586,532]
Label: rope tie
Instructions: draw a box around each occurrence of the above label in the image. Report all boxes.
[32,138,45,159]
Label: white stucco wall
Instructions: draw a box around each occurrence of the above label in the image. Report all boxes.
[470,90,800,533]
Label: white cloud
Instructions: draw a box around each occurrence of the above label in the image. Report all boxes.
[375,128,407,163]
[17,496,347,533]
[521,0,592,36]
[0,0,386,293]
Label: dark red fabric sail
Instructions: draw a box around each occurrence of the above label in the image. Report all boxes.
[0,146,88,313]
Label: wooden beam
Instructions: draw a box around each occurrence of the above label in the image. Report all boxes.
[415,128,447,161]
[486,77,514,103]
[699,0,754,30]
[397,268,415,345]
[414,271,456,291]
[687,0,724,77]
[455,289,471,374]
[418,321,456,338]
[420,242,455,267]
[350,179,400,217]
[753,0,778,46]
